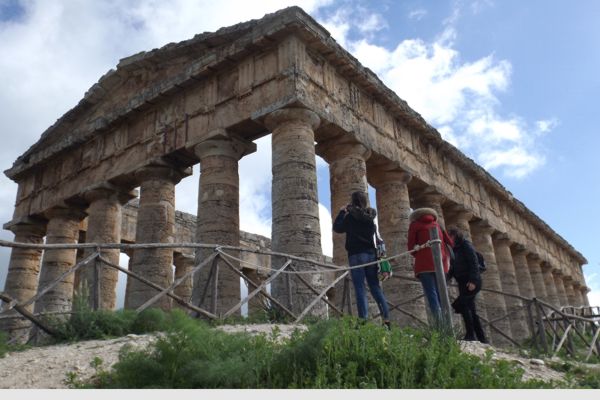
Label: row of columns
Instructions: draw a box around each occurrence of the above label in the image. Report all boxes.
[1,106,591,346]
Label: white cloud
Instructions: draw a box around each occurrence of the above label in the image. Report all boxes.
[535,118,559,134]
[323,6,552,180]
[408,9,427,21]
[0,0,333,291]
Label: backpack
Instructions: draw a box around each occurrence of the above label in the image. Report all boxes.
[475,251,486,273]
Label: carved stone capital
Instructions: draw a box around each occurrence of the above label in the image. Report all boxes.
[193,129,257,160]
[316,139,371,164]
[445,204,474,223]
[492,231,512,246]
[470,220,495,236]
[4,216,47,237]
[264,107,320,132]
[43,205,87,222]
[369,169,412,188]
[83,183,138,205]
[411,187,446,208]
[510,243,528,255]
[135,161,191,185]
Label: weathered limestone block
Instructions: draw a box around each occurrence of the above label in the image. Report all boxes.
[370,169,426,326]
[191,132,256,316]
[1,220,46,343]
[265,107,324,315]
[125,163,188,311]
[79,185,134,309]
[470,222,512,347]
[34,207,86,316]
[493,234,529,341]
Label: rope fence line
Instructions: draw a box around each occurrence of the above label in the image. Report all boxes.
[0,238,598,359]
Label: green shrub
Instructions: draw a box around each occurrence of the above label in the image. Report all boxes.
[93,316,555,389]
[0,330,8,358]
[50,289,173,342]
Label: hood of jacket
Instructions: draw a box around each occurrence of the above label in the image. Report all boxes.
[348,205,377,223]
[409,207,438,223]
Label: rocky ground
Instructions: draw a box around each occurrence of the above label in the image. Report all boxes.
[0,323,585,389]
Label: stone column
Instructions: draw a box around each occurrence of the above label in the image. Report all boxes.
[265,107,323,314]
[510,245,536,300]
[470,221,512,347]
[541,262,560,307]
[552,270,569,308]
[1,219,46,342]
[563,276,578,307]
[370,169,426,326]
[316,141,370,267]
[580,286,590,307]
[191,132,255,315]
[34,207,87,316]
[527,254,547,300]
[125,162,187,311]
[410,188,446,228]
[173,253,194,309]
[493,234,529,341]
[316,139,370,307]
[80,184,134,310]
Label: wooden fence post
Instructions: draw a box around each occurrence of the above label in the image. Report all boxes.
[534,299,548,354]
[428,227,453,332]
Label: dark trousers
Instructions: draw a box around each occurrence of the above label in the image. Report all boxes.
[452,279,487,343]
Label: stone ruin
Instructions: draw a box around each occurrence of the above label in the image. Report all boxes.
[0,7,590,345]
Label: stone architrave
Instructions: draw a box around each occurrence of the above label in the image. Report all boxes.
[510,245,535,301]
[173,253,195,309]
[541,263,561,307]
[470,222,512,347]
[444,207,491,339]
[191,132,256,315]
[125,162,188,311]
[265,107,324,315]
[526,254,547,301]
[552,270,569,308]
[1,219,47,343]
[34,207,87,316]
[493,234,529,341]
[370,169,427,326]
[80,184,134,310]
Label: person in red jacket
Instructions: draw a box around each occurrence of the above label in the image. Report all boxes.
[407,207,453,326]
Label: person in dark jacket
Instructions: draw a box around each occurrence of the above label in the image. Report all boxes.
[407,208,452,325]
[333,191,390,328]
[447,227,487,343]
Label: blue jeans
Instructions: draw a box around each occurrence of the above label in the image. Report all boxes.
[418,272,442,323]
[348,251,390,320]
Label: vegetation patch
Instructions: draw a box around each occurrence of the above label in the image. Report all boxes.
[75,313,556,389]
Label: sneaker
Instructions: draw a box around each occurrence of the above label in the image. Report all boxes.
[383,321,391,330]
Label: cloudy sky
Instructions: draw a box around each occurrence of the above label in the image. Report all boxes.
[0,0,598,307]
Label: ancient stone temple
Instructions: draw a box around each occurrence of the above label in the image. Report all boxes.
[1,7,589,344]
